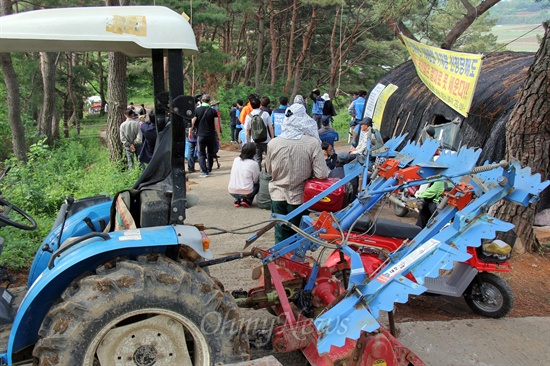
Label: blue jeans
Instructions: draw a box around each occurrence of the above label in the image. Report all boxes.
[187,139,197,172]
[230,183,260,202]
[230,125,237,142]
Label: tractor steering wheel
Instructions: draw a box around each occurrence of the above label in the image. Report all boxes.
[0,198,37,231]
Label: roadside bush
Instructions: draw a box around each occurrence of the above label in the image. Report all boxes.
[0,135,140,270]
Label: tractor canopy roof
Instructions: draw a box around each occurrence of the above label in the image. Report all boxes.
[0,6,198,57]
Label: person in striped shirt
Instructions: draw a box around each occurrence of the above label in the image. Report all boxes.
[266,103,330,243]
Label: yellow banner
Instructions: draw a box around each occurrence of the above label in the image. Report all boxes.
[402,35,482,117]
[372,84,398,130]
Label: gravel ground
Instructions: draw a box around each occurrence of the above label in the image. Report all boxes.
[185,150,306,364]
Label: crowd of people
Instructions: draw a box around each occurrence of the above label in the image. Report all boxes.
[218,89,380,242]
[118,89,385,242]
[119,104,157,169]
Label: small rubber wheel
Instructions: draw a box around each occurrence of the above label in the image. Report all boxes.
[464,272,514,318]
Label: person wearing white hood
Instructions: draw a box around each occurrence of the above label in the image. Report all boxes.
[321,92,337,125]
[266,103,330,243]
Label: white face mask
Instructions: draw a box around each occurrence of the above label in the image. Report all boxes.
[213,106,218,110]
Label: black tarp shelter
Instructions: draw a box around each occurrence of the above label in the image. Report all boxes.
[372,51,535,163]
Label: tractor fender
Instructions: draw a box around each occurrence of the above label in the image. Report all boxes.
[6,224,212,364]
[28,200,112,287]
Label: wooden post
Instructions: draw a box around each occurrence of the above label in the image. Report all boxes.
[399,112,411,136]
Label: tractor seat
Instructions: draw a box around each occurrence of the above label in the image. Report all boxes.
[107,123,199,231]
[352,217,422,240]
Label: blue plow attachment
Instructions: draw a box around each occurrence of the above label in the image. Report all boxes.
[312,141,549,354]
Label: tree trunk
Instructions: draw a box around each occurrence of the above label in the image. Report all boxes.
[39,52,57,145]
[269,1,277,86]
[284,0,298,94]
[105,0,128,163]
[98,52,106,116]
[62,95,70,138]
[254,5,266,90]
[0,0,27,162]
[491,22,550,252]
[52,109,60,140]
[328,6,341,97]
[106,51,127,162]
[290,7,316,98]
[0,52,27,162]
[66,52,80,135]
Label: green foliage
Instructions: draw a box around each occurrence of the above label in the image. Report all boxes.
[0,215,51,271]
[127,58,153,100]
[0,135,140,270]
[0,93,11,161]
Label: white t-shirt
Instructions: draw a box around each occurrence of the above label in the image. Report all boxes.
[228,157,260,195]
[244,108,272,143]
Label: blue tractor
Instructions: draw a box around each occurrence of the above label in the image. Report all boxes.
[0,6,250,366]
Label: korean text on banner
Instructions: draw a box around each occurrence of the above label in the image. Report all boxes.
[364,83,386,119]
[372,84,398,130]
[402,35,482,117]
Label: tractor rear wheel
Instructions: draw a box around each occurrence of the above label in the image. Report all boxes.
[33,255,249,365]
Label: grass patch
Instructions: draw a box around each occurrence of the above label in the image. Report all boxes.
[0,123,140,270]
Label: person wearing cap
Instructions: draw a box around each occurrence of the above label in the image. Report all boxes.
[266,103,330,243]
[350,117,374,155]
[321,93,337,125]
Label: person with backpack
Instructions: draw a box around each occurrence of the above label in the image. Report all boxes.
[238,93,257,126]
[244,97,274,168]
[119,108,143,169]
[260,96,272,116]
